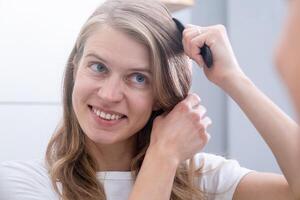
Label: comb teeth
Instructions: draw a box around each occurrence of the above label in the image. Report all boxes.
[173,18,185,33]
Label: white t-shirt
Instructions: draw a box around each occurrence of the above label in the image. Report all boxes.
[0,153,252,200]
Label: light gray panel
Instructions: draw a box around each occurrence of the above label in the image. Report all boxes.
[0,0,105,102]
[190,0,228,155]
[227,0,293,172]
[0,104,61,162]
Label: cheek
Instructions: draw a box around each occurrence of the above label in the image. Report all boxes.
[72,73,94,109]
[128,91,155,117]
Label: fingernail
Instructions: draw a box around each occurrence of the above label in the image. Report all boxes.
[207,117,212,125]
[186,24,195,28]
[207,133,211,141]
[200,106,206,116]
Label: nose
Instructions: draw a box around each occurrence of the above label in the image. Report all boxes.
[97,75,124,103]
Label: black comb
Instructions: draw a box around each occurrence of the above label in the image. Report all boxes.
[173,18,213,68]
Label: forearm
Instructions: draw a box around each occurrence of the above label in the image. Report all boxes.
[128,147,179,200]
[222,73,300,196]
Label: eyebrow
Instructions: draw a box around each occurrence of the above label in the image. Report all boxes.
[85,53,152,74]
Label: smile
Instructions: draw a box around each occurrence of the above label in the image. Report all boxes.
[91,106,125,121]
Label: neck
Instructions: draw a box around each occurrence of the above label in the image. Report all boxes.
[86,136,137,171]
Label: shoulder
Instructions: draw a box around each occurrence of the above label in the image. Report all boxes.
[194,153,253,200]
[0,159,58,199]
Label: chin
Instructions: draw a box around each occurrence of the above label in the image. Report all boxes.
[88,134,118,145]
[86,130,128,145]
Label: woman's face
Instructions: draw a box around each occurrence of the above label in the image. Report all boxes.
[72,25,156,145]
[275,0,300,116]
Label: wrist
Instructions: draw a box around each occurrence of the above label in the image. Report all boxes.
[219,71,252,95]
[146,144,180,169]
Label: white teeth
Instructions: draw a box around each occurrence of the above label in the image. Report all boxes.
[100,112,106,118]
[92,107,123,121]
[105,113,111,119]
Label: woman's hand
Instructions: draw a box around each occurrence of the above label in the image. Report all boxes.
[149,93,211,164]
[182,24,246,88]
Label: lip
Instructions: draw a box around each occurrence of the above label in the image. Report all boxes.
[88,105,127,128]
[88,105,126,117]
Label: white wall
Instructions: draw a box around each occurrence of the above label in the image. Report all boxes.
[190,0,228,156]
[227,0,294,173]
[0,0,105,162]
[189,0,294,173]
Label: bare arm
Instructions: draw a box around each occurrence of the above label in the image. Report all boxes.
[183,24,299,199]
[233,172,294,200]
[222,73,300,199]
[128,147,178,200]
[128,94,210,200]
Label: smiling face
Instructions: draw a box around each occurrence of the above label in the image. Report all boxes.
[72,25,156,145]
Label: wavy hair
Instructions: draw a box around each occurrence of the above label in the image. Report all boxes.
[46,0,204,199]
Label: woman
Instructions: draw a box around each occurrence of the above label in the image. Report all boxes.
[0,0,296,200]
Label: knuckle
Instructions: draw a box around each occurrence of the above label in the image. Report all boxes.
[186,36,194,45]
[190,93,200,101]
[212,24,226,37]
[216,24,226,32]
[190,112,201,122]
[190,37,197,46]
[177,101,190,113]
[197,123,205,133]
[182,29,189,38]
[182,29,190,40]
[199,105,207,115]
[203,116,212,127]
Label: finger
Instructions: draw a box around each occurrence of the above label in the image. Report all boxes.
[183,29,200,58]
[193,105,207,118]
[170,93,201,117]
[202,132,211,145]
[185,25,209,35]
[190,32,212,67]
[185,24,196,29]
[185,93,201,109]
[191,48,205,68]
[197,116,212,146]
[183,25,208,41]
[206,133,211,142]
[201,131,211,142]
[177,93,201,112]
[198,130,211,149]
[183,26,197,37]
[192,30,216,49]
[201,116,212,129]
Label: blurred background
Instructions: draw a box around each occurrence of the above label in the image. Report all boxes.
[0,0,295,173]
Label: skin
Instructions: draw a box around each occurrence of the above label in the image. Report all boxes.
[130,21,296,199]
[273,0,300,198]
[71,24,210,176]
[181,22,297,199]
[72,6,299,199]
[275,0,300,117]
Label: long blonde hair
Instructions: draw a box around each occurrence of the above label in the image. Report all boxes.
[46,0,204,199]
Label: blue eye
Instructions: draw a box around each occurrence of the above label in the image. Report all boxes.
[131,73,147,84]
[90,63,107,73]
